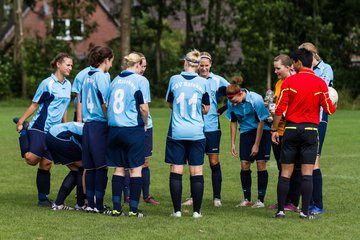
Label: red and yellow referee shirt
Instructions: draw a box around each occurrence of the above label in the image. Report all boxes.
[275,68,336,124]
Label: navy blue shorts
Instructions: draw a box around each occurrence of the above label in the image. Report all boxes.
[280,123,318,165]
[45,133,82,165]
[317,121,327,156]
[82,121,108,170]
[28,129,52,160]
[107,126,145,169]
[239,129,271,162]
[145,128,153,158]
[205,131,221,154]
[165,137,206,166]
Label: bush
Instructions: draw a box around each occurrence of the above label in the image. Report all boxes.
[0,55,17,99]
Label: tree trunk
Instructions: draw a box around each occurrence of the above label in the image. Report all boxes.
[13,0,26,97]
[120,0,131,67]
[0,0,4,24]
[185,0,194,49]
[155,0,164,93]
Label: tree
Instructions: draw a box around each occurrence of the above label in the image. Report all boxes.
[13,0,26,97]
[120,0,131,66]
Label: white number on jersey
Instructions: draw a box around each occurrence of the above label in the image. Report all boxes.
[86,89,94,113]
[113,89,125,114]
[176,92,198,118]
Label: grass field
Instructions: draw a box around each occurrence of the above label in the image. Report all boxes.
[0,104,359,240]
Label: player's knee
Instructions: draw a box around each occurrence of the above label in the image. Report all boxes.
[256,161,267,171]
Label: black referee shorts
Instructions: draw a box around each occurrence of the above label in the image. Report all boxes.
[280,122,319,165]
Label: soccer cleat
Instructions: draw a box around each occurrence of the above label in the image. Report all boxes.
[143,195,160,205]
[128,211,145,218]
[84,206,95,212]
[299,211,318,220]
[192,212,202,218]
[38,199,52,207]
[74,204,87,211]
[94,208,113,215]
[284,203,298,212]
[251,200,265,208]
[309,206,324,214]
[235,199,252,207]
[112,210,126,217]
[52,204,74,211]
[214,198,222,207]
[182,197,193,206]
[273,211,285,218]
[170,211,182,218]
[13,117,29,130]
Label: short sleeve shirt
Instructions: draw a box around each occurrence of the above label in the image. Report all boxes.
[204,72,229,132]
[30,74,71,132]
[166,71,210,140]
[107,70,148,127]
[226,90,271,134]
[81,69,110,122]
[48,122,84,147]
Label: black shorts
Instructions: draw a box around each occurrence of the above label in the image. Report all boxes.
[280,123,318,165]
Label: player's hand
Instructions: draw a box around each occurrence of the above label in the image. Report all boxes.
[272,132,279,145]
[231,143,238,157]
[16,121,23,133]
[250,144,259,156]
[144,125,148,132]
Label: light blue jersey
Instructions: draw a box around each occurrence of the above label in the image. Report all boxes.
[30,73,71,132]
[166,71,210,140]
[314,60,333,87]
[107,70,148,127]
[314,60,334,122]
[204,72,229,132]
[226,89,271,134]
[72,66,111,113]
[81,69,110,122]
[49,122,84,147]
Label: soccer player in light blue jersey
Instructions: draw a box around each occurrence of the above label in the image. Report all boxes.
[80,46,113,213]
[299,42,334,215]
[226,76,272,209]
[72,46,111,122]
[122,53,159,205]
[46,122,85,211]
[182,52,229,208]
[15,53,73,207]
[106,52,149,217]
[165,49,210,218]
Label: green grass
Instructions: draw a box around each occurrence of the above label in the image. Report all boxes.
[0,103,359,240]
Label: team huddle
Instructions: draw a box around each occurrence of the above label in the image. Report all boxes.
[14,42,336,219]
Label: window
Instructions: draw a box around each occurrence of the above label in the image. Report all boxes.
[52,19,84,41]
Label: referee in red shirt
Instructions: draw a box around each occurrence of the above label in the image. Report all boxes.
[271,48,336,219]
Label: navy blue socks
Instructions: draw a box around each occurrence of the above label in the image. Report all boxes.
[211,163,222,199]
[191,175,204,213]
[169,172,182,213]
[142,167,150,199]
[112,175,125,211]
[240,170,252,201]
[257,170,268,202]
[277,176,290,212]
[55,170,77,205]
[129,177,142,213]
[312,169,323,209]
[37,168,50,201]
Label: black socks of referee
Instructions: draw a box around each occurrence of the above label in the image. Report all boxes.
[277,176,290,212]
[301,175,313,215]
